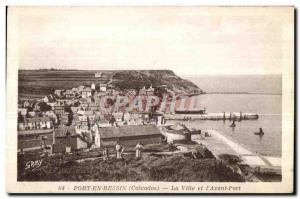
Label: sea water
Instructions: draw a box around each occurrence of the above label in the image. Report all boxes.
[179,75,282,157]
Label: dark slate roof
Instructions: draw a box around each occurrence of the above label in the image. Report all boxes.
[99,124,161,139]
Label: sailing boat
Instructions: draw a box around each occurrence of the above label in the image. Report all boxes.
[230,120,236,127]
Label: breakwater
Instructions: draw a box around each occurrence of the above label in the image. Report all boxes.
[165,112,258,121]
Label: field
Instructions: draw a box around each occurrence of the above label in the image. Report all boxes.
[18,69,112,98]
[18,69,202,99]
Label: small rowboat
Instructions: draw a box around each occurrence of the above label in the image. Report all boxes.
[254,128,264,136]
[230,120,236,127]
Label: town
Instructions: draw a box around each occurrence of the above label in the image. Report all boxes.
[17,72,200,154]
[17,71,280,182]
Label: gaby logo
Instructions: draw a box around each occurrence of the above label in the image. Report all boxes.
[25,159,43,171]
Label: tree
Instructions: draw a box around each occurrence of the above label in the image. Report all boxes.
[39,102,52,112]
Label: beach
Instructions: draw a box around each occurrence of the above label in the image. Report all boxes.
[192,129,281,173]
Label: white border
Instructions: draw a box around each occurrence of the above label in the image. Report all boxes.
[1,1,298,198]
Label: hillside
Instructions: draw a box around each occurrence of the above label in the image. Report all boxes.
[18,69,203,98]
[111,70,201,93]
[19,153,244,182]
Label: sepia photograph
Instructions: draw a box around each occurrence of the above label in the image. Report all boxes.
[6,6,294,193]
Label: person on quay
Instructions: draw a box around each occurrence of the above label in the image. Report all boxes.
[102,147,109,161]
[120,145,125,159]
[116,142,122,159]
[135,142,143,159]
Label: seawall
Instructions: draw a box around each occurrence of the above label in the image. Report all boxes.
[165,112,259,120]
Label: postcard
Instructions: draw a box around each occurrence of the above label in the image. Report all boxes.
[6,6,294,194]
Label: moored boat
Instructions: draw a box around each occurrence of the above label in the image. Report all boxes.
[254,128,264,135]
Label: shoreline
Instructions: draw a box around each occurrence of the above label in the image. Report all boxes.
[194,129,281,171]
[205,130,254,155]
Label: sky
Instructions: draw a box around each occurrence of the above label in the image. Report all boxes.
[8,6,293,75]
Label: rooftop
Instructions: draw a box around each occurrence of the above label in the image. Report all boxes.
[22,116,52,123]
[18,128,53,136]
[98,124,161,139]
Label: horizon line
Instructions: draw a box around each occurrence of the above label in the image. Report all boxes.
[17,68,282,76]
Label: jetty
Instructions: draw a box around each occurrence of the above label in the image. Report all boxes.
[165,112,259,121]
[192,130,281,175]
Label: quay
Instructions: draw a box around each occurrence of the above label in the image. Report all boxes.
[165,112,259,121]
[192,130,281,175]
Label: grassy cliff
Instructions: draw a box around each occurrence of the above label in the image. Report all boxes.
[19,153,244,182]
[18,69,203,98]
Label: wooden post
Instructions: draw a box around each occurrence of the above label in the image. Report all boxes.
[52,127,55,145]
